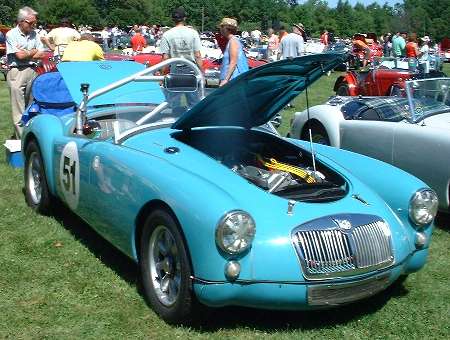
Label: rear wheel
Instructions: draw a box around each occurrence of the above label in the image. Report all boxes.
[24,140,52,214]
[336,83,350,96]
[139,209,201,324]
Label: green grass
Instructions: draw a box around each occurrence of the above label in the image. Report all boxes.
[1,66,450,339]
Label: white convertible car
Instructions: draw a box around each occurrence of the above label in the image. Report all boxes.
[289,77,450,210]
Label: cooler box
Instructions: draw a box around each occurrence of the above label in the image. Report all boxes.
[4,139,24,168]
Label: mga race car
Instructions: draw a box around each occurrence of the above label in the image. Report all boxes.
[22,54,437,324]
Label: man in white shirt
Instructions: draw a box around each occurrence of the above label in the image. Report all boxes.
[160,7,203,114]
[278,23,305,60]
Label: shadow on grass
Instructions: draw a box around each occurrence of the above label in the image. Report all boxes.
[49,201,139,285]
[435,212,450,233]
[44,197,410,332]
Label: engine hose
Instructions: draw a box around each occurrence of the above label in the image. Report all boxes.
[258,156,316,184]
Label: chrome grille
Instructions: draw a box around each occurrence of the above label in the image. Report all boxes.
[292,215,394,280]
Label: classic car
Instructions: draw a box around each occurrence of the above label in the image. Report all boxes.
[334,57,445,96]
[439,37,450,62]
[290,76,450,210]
[22,54,437,324]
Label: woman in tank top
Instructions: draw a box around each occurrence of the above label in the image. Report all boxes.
[218,17,249,87]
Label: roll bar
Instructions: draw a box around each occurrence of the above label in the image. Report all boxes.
[75,58,205,135]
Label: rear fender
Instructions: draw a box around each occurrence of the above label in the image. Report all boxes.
[22,114,65,196]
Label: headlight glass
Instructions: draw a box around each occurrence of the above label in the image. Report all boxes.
[409,189,438,226]
[216,211,256,254]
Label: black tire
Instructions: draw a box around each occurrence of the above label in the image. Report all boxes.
[139,209,201,324]
[389,85,402,96]
[24,140,52,214]
[336,83,350,96]
[302,123,330,145]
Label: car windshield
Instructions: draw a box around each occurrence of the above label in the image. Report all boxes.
[372,56,409,70]
[79,59,205,140]
[404,77,450,122]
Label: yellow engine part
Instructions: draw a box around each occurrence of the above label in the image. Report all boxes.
[259,157,316,184]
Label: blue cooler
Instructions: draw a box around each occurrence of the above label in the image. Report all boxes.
[4,140,24,168]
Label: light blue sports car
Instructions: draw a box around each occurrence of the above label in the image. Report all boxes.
[22,54,438,324]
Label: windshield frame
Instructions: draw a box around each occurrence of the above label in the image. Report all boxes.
[74,58,205,140]
[404,77,450,123]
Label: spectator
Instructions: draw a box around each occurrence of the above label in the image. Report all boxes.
[6,6,45,138]
[267,28,279,60]
[130,25,146,52]
[111,25,120,50]
[278,23,305,60]
[35,25,47,39]
[251,28,262,46]
[418,36,431,73]
[383,33,392,57]
[160,7,203,113]
[42,17,80,57]
[392,31,406,57]
[278,25,288,42]
[100,27,110,51]
[62,34,104,61]
[406,33,419,71]
[320,29,329,46]
[352,33,371,69]
[219,17,248,86]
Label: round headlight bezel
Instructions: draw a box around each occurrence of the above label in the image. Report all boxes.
[409,188,439,227]
[215,210,256,255]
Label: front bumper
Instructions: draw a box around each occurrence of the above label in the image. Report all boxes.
[193,248,428,309]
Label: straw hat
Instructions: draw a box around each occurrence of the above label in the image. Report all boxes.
[219,17,238,28]
[293,23,304,31]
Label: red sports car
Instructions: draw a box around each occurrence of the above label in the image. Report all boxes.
[334,58,446,96]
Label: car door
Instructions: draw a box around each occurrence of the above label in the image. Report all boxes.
[52,135,98,217]
[340,107,396,164]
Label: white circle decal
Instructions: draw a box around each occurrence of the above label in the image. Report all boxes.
[60,141,80,210]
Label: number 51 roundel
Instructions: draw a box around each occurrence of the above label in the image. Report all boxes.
[59,141,80,210]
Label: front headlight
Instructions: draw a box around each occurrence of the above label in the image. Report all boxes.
[409,189,438,226]
[215,211,256,255]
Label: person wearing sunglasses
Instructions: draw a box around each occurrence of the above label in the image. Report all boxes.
[5,6,45,138]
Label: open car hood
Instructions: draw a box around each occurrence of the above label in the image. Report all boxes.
[57,61,165,107]
[172,52,347,130]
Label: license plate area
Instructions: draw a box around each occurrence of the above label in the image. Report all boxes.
[308,273,390,306]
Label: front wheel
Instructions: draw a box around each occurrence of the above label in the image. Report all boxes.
[24,140,52,214]
[139,209,201,324]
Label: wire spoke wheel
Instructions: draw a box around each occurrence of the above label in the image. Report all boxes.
[27,151,42,205]
[149,225,181,307]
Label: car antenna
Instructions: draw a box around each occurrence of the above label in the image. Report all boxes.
[305,76,318,178]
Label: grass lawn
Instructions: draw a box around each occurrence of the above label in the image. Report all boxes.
[0,64,449,339]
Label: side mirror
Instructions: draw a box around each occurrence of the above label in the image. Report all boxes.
[163,74,199,92]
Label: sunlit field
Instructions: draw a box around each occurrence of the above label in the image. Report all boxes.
[0,64,449,339]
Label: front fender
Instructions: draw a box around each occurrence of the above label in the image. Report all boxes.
[22,114,65,196]
[309,143,431,223]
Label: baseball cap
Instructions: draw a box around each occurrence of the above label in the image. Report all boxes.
[172,7,186,20]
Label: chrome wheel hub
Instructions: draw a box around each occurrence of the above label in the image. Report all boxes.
[149,225,181,306]
[27,151,42,205]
